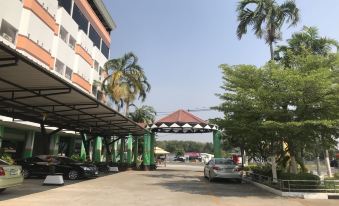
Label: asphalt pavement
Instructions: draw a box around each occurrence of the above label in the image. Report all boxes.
[0,164,338,206]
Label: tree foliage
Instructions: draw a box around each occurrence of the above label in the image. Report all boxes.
[156,140,214,154]
[102,53,151,115]
[128,105,157,124]
[213,28,339,168]
[236,0,299,59]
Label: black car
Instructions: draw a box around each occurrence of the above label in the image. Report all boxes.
[330,159,338,168]
[17,155,98,180]
[173,156,185,162]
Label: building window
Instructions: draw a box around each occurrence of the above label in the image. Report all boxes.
[101,41,109,58]
[72,4,88,33]
[0,20,17,44]
[58,0,72,14]
[69,35,76,49]
[89,25,101,49]
[59,26,68,43]
[55,59,65,75]
[92,85,98,97]
[94,61,99,72]
[65,66,72,80]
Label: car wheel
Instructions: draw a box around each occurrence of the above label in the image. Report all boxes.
[208,171,213,182]
[22,169,30,179]
[0,188,6,193]
[68,170,79,180]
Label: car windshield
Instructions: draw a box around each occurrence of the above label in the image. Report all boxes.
[214,158,235,165]
[56,157,78,164]
[0,159,9,165]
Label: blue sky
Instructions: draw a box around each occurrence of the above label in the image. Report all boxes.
[103,0,339,142]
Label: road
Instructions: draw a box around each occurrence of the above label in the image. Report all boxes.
[0,164,337,206]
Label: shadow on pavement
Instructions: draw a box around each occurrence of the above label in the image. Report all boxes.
[0,173,113,201]
[145,169,277,198]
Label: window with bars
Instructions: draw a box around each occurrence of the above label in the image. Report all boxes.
[55,59,65,75]
[59,26,68,43]
[65,66,72,80]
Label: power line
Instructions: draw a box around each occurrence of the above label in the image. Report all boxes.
[155,107,214,116]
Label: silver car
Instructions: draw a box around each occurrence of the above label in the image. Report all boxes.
[204,158,242,182]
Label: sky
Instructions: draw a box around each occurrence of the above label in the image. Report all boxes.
[102,0,339,142]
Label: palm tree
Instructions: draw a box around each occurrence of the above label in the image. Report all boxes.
[275,26,339,59]
[128,105,157,124]
[236,0,299,60]
[102,53,151,115]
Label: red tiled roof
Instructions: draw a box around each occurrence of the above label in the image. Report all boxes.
[156,110,207,124]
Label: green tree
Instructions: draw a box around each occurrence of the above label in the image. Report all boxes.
[236,0,299,60]
[214,53,339,174]
[128,105,157,124]
[275,26,339,66]
[102,53,151,115]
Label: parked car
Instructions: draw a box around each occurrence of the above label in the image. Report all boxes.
[173,156,185,162]
[0,159,23,193]
[204,158,242,183]
[330,159,338,168]
[17,155,98,180]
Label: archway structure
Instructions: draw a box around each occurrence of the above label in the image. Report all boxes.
[146,109,222,159]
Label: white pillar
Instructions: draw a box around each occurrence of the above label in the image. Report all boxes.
[325,150,332,177]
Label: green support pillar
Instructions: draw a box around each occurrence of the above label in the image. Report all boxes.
[0,125,4,149]
[49,134,59,155]
[80,141,86,161]
[143,133,151,170]
[23,131,35,158]
[150,133,155,168]
[120,138,125,163]
[112,141,117,163]
[93,137,102,163]
[127,134,133,165]
[133,137,138,165]
[213,130,222,158]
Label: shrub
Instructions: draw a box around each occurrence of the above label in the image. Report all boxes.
[0,153,14,165]
[279,173,320,190]
[70,154,84,162]
[251,165,276,177]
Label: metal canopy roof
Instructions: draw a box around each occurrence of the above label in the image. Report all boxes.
[0,42,146,137]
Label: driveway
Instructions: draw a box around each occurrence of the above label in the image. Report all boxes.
[0,164,337,206]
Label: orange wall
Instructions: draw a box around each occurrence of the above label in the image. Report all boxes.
[74,0,111,46]
[75,44,94,66]
[16,35,55,69]
[23,0,58,35]
[72,73,92,92]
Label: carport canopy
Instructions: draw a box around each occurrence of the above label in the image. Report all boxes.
[0,41,146,137]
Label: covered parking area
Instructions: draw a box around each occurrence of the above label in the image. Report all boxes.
[0,41,154,168]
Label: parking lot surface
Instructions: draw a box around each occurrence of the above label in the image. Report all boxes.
[0,164,338,206]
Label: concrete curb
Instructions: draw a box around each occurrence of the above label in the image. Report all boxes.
[243,178,339,199]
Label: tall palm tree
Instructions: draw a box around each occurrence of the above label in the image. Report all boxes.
[275,26,339,59]
[128,105,157,125]
[102,53,151,115]
[236,0,299,60]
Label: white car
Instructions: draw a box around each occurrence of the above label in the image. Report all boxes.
[204,158,242,182]
[0,159,24,193]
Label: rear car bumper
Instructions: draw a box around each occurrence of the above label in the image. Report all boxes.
[212,172,242,179]
[0,176,24,189]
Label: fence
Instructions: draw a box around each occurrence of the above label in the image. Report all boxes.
[246,172,339,193]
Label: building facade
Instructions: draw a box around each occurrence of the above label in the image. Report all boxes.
[0,0,116,160]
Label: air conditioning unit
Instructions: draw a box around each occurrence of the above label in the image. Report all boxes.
[2,33,13,43]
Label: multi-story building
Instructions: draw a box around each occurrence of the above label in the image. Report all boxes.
[0,0,115,100]
[0,0,116,159]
